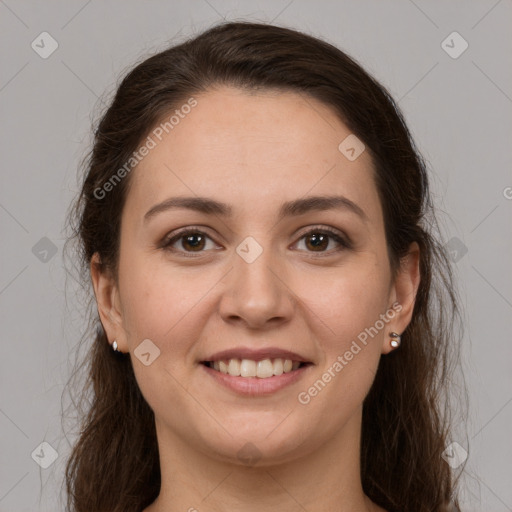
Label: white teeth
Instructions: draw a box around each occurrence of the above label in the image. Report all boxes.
[218,360,228,374]
[227,358,241,376]
[273,358,284,375]
[256,359,274,378]
[208,358,304,378]
[240,359,257,377]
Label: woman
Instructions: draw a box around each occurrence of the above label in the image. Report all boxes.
[64,21,464,512]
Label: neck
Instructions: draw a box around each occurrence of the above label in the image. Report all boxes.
[144,407,382,512]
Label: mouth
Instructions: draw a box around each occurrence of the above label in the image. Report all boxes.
[201,358,313,379]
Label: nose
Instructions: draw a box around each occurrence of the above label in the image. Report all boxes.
[218,244,295,330]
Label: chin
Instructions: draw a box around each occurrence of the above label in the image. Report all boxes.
[199,421,317,467]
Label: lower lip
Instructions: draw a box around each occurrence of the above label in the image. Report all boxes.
[200,363,312,396]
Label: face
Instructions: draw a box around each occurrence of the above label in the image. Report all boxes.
[92,86,419,466]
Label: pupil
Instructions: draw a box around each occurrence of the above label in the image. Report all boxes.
[308,233,327,251]
[184,234,204,251]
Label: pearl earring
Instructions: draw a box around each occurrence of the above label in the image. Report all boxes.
[112,340,119,352]
[389,332,401,348]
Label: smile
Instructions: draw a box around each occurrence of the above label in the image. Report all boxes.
[200,359,313,396]
[202,358,310,379]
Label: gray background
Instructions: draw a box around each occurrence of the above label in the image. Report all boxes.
[0,1,511,511]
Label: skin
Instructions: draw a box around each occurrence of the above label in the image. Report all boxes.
[91,86,420,512]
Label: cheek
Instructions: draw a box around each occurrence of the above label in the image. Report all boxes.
[300,260,390,349]
[292,257,391,408]
[118,246,227,377]
[120,263,205,346]
[118,258,214,412]
[294,285,388,428]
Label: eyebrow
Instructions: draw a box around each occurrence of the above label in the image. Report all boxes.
[143,194,368,223]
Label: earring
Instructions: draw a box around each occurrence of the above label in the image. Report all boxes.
[112,340,119,352]
[389,332,401,349]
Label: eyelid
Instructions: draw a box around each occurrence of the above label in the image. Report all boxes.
[159,226,220,253]
[291,225,352,253]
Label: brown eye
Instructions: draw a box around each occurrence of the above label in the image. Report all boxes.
[180,233,206,252]
[305,232,330,251]
[295,228,351,254]
[162,230,217,254]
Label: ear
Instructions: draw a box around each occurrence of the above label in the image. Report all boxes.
[381,242,421,354]
[90,252,126,352]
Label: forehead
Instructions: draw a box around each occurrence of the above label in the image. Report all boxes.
[124,86,381,224]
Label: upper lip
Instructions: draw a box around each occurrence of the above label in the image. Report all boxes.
[202,347,312,363]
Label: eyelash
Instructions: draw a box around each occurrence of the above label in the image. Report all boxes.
[160,225,352,258]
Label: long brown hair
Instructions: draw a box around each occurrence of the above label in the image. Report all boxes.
[63,21,465,512]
